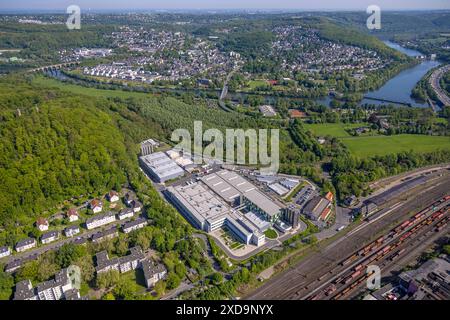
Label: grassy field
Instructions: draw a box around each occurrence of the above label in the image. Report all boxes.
[341,134,450,157]
[246,80,268,90]
[303,123,370,138]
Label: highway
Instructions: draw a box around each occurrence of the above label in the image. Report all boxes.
[246,176,450,300]
[429,64,450,106]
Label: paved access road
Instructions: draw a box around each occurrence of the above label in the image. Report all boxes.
[245,176,450,300]
[1,216,139,267]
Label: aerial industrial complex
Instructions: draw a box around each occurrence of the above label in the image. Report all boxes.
[139,152,185,183]
[164,166,312,251]
[138,139,333,255]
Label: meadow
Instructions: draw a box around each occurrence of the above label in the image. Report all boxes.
[341,134,450,157]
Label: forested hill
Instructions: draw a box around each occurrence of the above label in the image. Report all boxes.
[0,78,140,230]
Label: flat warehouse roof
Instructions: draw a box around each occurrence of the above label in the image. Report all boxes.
[245,211,271,231]
[168,182,230,225]
[244,189,282,217]
[217,170,255,193]
[202,173,241,202]
[140,152,184,180]
[226,215,252,239]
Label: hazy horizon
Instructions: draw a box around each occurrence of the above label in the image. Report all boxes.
[1,0,449,12]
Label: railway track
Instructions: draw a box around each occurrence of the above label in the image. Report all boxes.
[303,196,450,300]
[246,180,450,300]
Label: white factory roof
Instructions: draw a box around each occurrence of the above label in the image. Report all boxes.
[226,214,253,239]
[280,178,300,190]
[140,152,184,181]
[269,183,289,196]
[166,149,181,160]
[244,189,283,217]
[216,170,255,193]
[175,156,194,168]
[202,172,241,203]
[169,182,230,225]
[245,211,271,231]
[203,170,284,216]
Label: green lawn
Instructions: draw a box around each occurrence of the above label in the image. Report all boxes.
[303,123,370,138]
[341,134,450,157]
[246,80,268,90]
[264,228,278,240]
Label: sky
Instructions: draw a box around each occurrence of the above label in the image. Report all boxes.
[1,0,449,12]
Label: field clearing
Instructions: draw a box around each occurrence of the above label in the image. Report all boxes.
[341,134,450,157]
[303,122,370,138]
[246,80,268,90]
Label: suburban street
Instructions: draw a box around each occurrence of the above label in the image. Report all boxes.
[0,215,142,267]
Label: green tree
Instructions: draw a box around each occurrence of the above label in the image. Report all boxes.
[211,272,223,284]
[96,270,120,289]
[56,243,87,268]
[102,292,116,300]
[113,278,137,300]
[0,268,14,300]
[166,273,181,290]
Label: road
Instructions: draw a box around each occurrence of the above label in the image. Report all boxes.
[1,215,142,268]
[245,176,450,300]
[429,64,450,106]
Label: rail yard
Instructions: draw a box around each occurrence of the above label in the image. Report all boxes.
[246,175,450,300]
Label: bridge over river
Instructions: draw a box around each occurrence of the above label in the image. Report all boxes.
[362,96,413,107]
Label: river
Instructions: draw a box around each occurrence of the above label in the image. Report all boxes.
[45,41,439,109]
[360,41,441,108]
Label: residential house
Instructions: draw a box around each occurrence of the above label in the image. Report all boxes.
[41,231,60,245]
[95,251,119,273]
[13,280,38,300]
[5,260,22,273]
[91,227,119,243]
[142,259,167,288]
[64,225,80,238]
[85,211,116,230]
[36,218,49,232]
[14,269,77,300]
[107,191,120,203]
[130,200,143,213]
[118,208,134,221]
[67,208,79,222]
[118,247,145,273]
[0,246,11,258]
[95,246,144,274]
[123,217,147,234]
[15,238,37,253]
[89,199,103,214]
